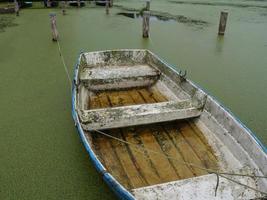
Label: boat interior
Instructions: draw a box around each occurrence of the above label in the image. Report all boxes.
[85,88,218,189]
[75,50,266,199]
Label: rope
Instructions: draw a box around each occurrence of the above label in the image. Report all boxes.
[91,128,267,196]
[219,174,267,196]
[215,173,219,196]
[56,40,72,89]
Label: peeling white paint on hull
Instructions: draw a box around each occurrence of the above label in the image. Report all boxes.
[132,174,260,200]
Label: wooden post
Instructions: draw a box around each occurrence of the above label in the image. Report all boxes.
[77,0,81,7]
[62,1,66,15]
[146,0,150,11]
[47,0,51,8]
[218,11,228,35]
[105,0,109,15]
[49,13,59,41]
[142,11,150,38]
[14,0,19,16]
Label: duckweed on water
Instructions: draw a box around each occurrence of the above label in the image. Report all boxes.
[0,16,17,32]
[115,5,208,26]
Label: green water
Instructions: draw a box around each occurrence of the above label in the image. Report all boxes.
[0,0,266,199]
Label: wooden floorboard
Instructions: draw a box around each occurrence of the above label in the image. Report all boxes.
[118,130,149,187]
[149,124,195,179]
[188,121,218,161]
[147,87,167,102]
[129,88,209,177]
[107,131,143,189]
[121,127,162,186]
[88,87,218,189]
[95,131,132,189]
[105,91,148,188]
[109,90,163,186]
[164,123,207,176]
[128,89,182,182]
[88,93,101,109]
[89,88,162,109]
[93,92,133,189]
[179,121,218,169]
[136,126,180,182]
[138,88,217,174]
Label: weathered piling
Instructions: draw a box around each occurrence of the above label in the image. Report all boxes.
[146,0,150,10]
[218,11,228,35]
[49,13,59,41]
[47,0,51,8]
[142,11,150,38]
[62,1,66,15]
[106,0,109,15]
[78,0,81,7]
[14,0,19,16]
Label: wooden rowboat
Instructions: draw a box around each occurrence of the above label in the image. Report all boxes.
[72,49,267,200]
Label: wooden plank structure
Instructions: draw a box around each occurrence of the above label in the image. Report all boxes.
[14,0,19,16]
[146,0,150,11]
[86,88,218,189]
[73,50,267,200]
[80,98,202,130]
[105,0,109,15]
[218,11,228,35]
[62,1,66,15]
[143,11,150,38]
[49,13,59,41]
[80,65,160,90]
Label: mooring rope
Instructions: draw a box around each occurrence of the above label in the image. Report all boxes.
[91,128,267,196]
[54,36,267,197]
[56,40,72,88]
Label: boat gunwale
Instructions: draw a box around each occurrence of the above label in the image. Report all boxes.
[72,49,266,200]
[72,52,135,200]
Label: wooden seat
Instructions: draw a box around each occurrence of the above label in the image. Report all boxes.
[78,100,202,130]
[79,65,160,90]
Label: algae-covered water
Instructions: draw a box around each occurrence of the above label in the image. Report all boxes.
[0,0,266,199]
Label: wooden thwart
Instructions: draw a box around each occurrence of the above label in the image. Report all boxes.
[79,100,202,130]
[80,65,160,90]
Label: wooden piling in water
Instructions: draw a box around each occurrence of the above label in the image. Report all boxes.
[14,0,19,16]
[78,0,81,7]
[218,11,228,35]
[146,0,150,11]
[62,1,66,15]
[142,11,150,38]
[49,13,59,41]
[106,0,109,15]
[47,0,51,8]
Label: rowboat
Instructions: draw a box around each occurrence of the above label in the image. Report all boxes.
[72,49,267,199]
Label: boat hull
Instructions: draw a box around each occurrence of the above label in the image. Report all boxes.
[72,49,267,199]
